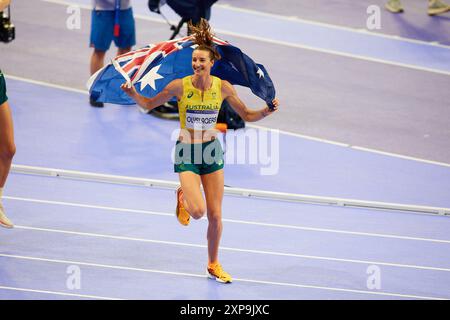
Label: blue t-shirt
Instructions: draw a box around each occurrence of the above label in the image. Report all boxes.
[92,0,131,10]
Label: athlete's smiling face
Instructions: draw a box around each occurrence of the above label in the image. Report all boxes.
[192,49,214,76]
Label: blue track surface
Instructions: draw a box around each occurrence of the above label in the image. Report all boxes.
[1,78,450,300]
[1,0,450,301]
[8,79,450,208]
[2,173,450,300]
[73,0,450,73]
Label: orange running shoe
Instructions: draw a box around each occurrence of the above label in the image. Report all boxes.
[206,263,232,283]
[176,187,190,226]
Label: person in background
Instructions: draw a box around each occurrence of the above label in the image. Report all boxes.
[386,0,450,15]
[0,0,16,228]
[89,0,136,107]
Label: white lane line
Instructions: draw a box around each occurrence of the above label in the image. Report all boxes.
[351,146,450,168]
[6,74,450,168]
[223,218,450,244]
[211,29,450,77]
[11,164,450,216]
[5,196,173,218]
[0,254,207,280]
[0,254,445,300]
[42,0,450,50]
[41,0,450,76]
[11,225,450,273]
[247,124,349,147]
[5,75,88,95]
[247,124,450,168]
[0,285,121,300]
[5,195,450,244]
[232,278,446,300]
[214,4,450,50]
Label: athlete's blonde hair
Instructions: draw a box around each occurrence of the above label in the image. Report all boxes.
[188,18,221,61]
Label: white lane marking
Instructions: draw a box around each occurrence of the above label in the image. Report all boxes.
[42,0,450,50]
[223,217,450,244]
[351,146,450,168]
[40,0,450,76]
[11,164,450,215]
[5,195,450,244]
[0,254,446,300]
[213,4,450,50]
[5,75,88,95]
[232,278,446,300]
[247,124,349,147]
[212,29,450,76]
[247,124,450,168]
[0,285,121,300]
[10,225,450,273]
[5,196,173,217]
[6,74,450,168]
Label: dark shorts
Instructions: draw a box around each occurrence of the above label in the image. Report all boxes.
[0,71,7,105]
[90,8,136,51]
[174,139,224,175]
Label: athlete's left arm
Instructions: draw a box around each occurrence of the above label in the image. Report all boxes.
[222,80,278,122]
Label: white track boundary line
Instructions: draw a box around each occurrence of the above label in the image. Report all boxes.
[40,0,450,76]
[351,146,450,168]
[0,253,445,300]
[12,225,450,273]
[232,278,445,300]
[42,0,450,50]
[5,75,88,95]
[0,285,121,300]
[214,4,450,50]
[5,195,450,244]
[10,164,450,216]
[247,123,349,147]
[4,196,173,217]
[6,74,450,169]
[247,124,450,168]
[211,30,450,77]
[5,75,90,94]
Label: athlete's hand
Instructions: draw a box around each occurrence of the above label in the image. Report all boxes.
[270,98,279,112]
[264,98,279,116]
[120,82,137,98]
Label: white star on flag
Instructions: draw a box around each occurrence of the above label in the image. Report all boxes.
[139,64,164,91]
[256,67,264,79]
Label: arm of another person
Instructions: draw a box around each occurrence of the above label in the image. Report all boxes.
[121,79,182,111]
[0,0,11,11]
[221,80,278,122]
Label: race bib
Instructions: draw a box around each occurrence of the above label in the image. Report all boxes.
[185,109,219,130]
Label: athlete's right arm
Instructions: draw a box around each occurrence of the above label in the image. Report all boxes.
[121,79,182,111]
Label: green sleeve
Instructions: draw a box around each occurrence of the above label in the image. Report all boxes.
[0,71,8,105]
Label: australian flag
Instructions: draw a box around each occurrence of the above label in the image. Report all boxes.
[87,36,276,109]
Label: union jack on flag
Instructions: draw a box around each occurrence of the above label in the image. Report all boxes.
[87,36,276,108]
